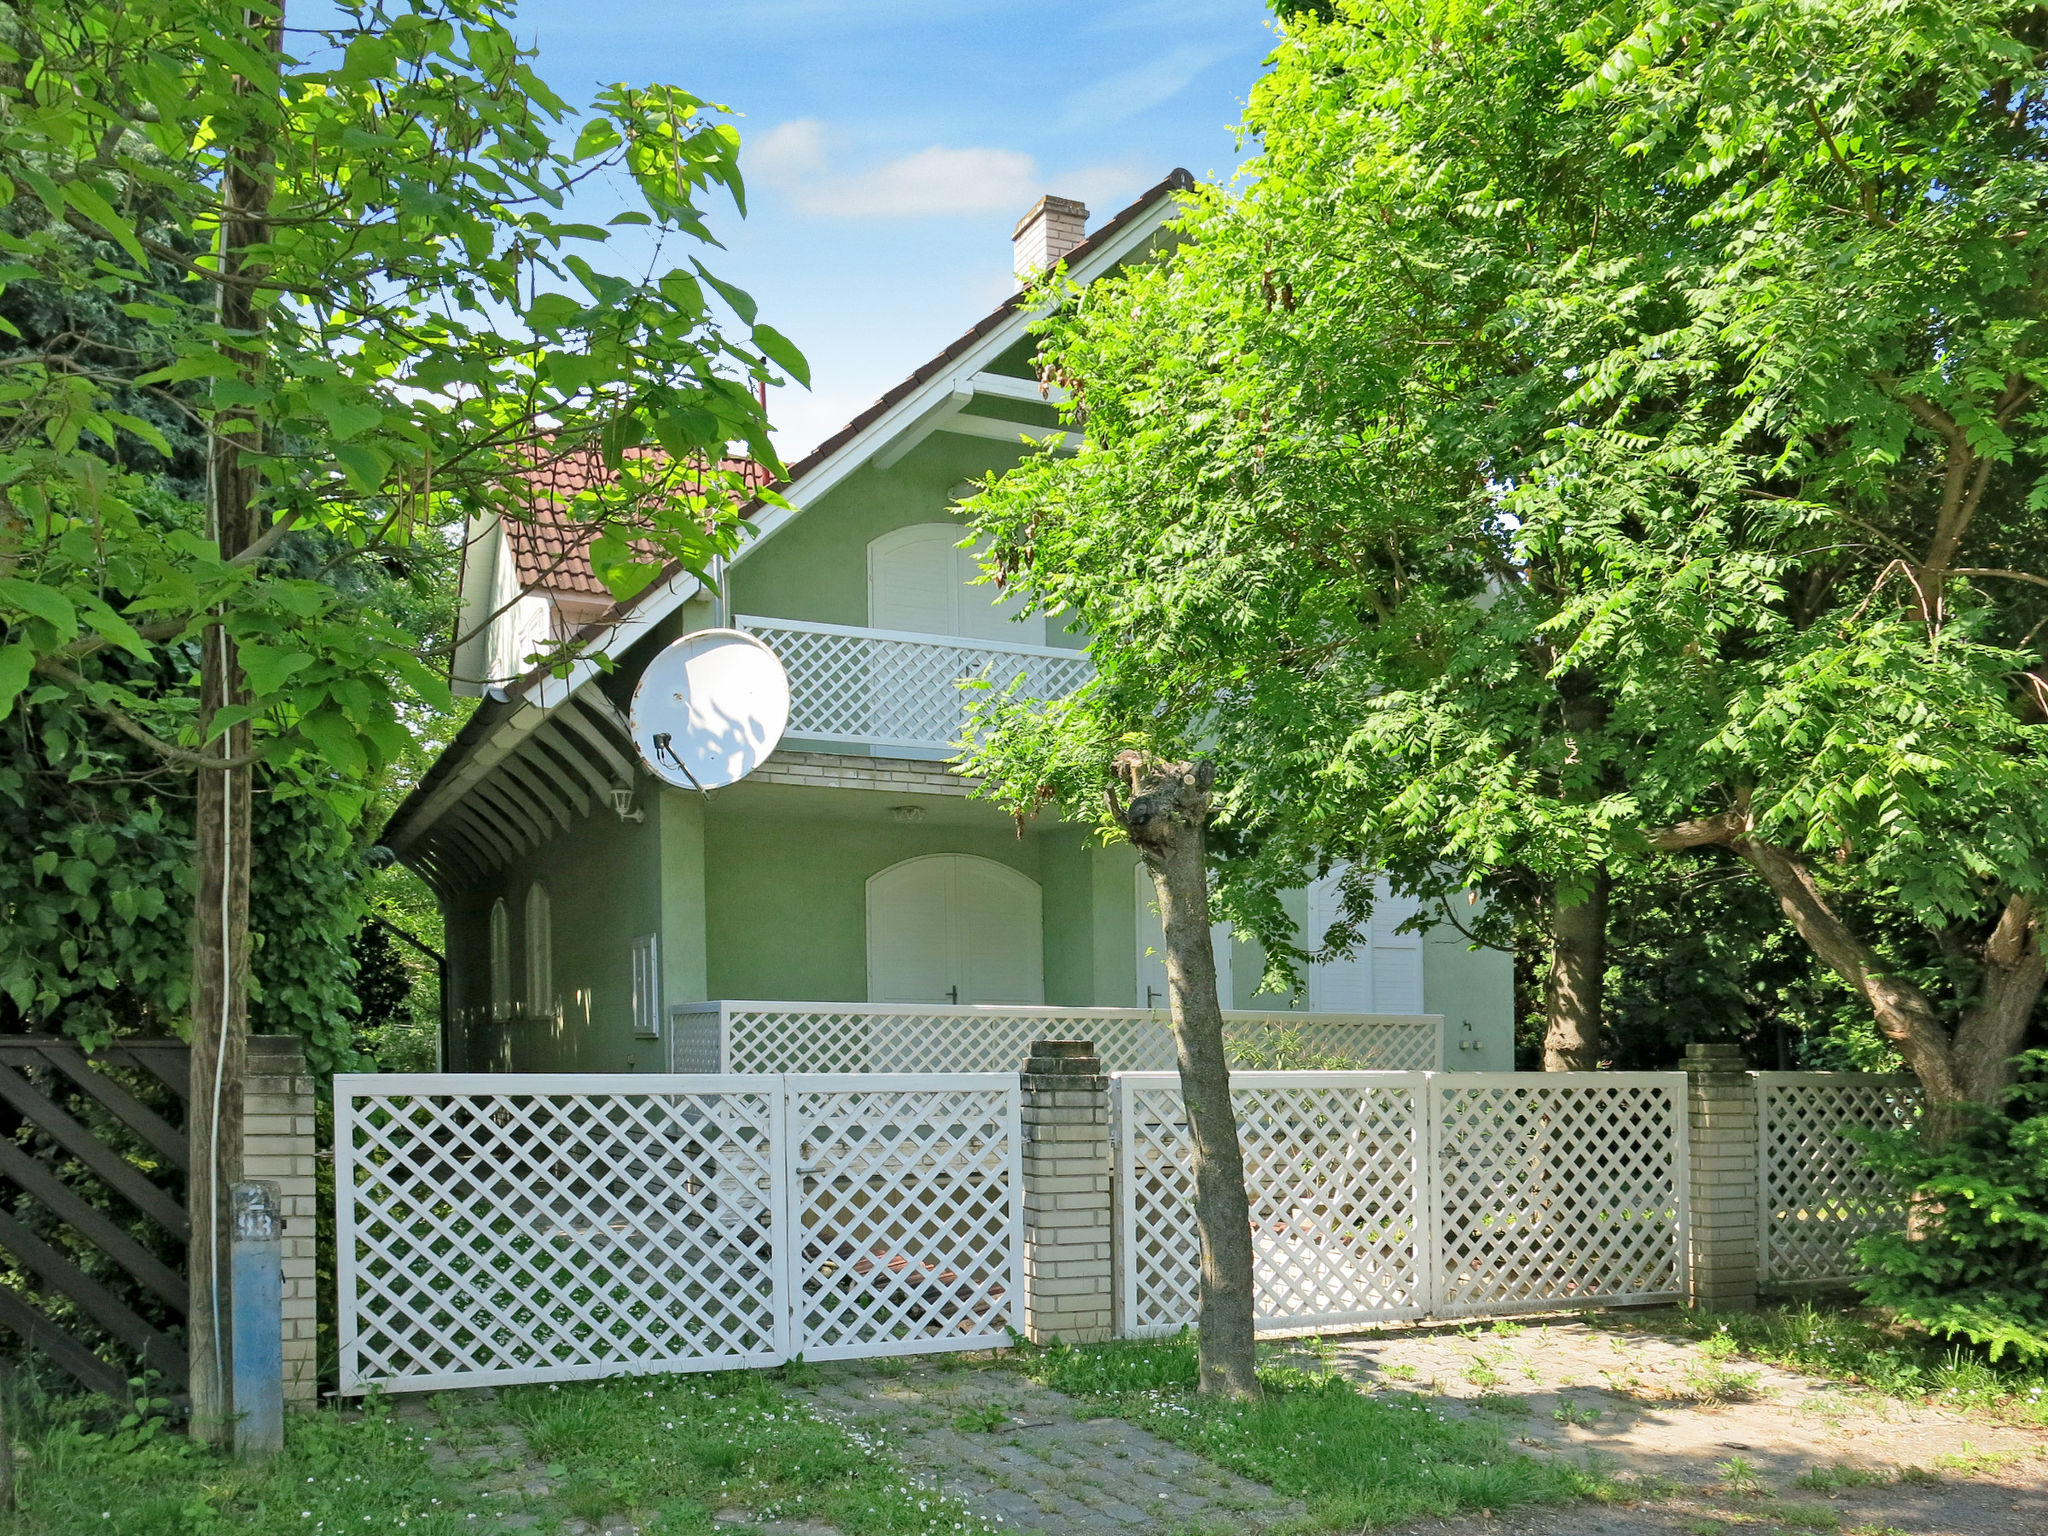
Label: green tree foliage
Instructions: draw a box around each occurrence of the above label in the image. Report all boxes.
[0,0,794,789]
[0,0,793,1064]
[964,0,2048,1123]
[1857,1051,2048,1362]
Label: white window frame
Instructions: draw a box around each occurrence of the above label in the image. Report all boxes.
[630,934,661,1039]
[488,898,511,1021]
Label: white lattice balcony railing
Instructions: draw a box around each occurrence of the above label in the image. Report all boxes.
[667,1000,1446,1076]
[736,614,1094,753]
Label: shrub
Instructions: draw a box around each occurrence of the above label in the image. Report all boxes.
[1854,1052,2048,1362]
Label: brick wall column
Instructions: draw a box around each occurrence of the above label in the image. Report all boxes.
[1020,1039,1114,1344]
[244,1036,318,1407]
[1684,1042,1759,1312]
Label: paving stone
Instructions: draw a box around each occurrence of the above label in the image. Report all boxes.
[790,1359,1300,1533]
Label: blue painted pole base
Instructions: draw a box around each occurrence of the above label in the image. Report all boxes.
[230,1180,284,1459]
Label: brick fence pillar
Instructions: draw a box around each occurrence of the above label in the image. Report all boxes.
[1020,1039,1115,1344]
[244,1036,318,1407]
[1684,1041,1759,1312]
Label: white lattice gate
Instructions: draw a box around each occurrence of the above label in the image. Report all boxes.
[1117,1072,1432,1336]
[1757,1072,1919,1288]
[335,1073,1022,1394]
[1116,1071,1687,1334]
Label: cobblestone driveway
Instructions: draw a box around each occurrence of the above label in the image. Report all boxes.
[794,1358,1301,1534]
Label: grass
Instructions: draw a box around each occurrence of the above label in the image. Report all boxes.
[1683,1332,1765,1404]
[0,1392,468,1536]
[0,1371,990,1536]
[1626,1302,2048,1425]
[494,1371,992,1534]
[1012,1331,1606,1529]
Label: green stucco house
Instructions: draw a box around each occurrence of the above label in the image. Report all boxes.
[381,171,1514,1076]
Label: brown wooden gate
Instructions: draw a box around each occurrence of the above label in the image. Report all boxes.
[0,1038,188,1397]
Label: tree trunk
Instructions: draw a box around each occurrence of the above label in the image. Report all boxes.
[1542,869,1608,1071]
[1112,753,1260,1399]
[188,4,278,1447]
[1950,896,2045,1111]
[1646,816,2043,1143]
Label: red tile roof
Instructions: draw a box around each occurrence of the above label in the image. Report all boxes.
[507,449,771,597]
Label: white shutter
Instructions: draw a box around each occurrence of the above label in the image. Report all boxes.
[868,524,964,635]
[1306,866,1427,1013]
[1305,870,1373,1012]
[952,540,1041,644]
[1134,864,1231,1010]
[1369,886,1425,1013]
[867,522,1043,643]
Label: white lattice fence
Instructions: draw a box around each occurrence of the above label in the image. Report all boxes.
[679,1001,1442,1075]
[335,1072,1022,1393]
[1757,1072,1919,1288]
[336,1074,786,1392]
[1116,1072,1430,1336]
[1429,1074,1686,1316]
[786,1076,1023,1360]
[1116,1070,1686,1334]
[738,615,1094,751]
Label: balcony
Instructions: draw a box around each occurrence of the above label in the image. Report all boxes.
[668,1001,1448,1075]
[737,615,1094,755]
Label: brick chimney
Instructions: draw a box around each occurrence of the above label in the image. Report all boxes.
[1012,194,1089,289]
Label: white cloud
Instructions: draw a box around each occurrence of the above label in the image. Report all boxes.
[797,145,1041,218]
[748,118,829,183]
[1060,45,1231,129]
[748,122,1143,222]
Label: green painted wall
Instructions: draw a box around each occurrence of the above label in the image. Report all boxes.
[728,432,1087,651]
[696,812,1131,1006]
[444,787,665,1073]
[658,788,708,1010]
[1035,832,1138,1007]
[1425,923,1516,1070]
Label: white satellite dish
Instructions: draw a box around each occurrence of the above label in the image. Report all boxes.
[628,628,790,792]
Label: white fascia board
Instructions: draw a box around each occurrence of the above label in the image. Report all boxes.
[397,185,1181,846]
[968,371,1070,406]
[873,385,973,470]
[933,413,1083,452]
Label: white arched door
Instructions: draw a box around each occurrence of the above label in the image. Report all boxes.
[1305,866,1425,1013]
[867,854,1044,1005]
[868,523,1043,644]
[1135,864,1232,1011]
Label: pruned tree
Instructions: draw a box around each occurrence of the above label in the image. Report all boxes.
[960,708,1258,1395]
[1107,751,1258,1398]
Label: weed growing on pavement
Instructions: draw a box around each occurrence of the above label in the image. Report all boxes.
[1683,1331,1765,1403]
[1627,1304,2048,1425]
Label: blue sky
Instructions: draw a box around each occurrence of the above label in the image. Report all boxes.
[505,0,1278,458]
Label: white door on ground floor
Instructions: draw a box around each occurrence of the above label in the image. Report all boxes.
[867,853,1044,1004]
[1134,864,1232,1011]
